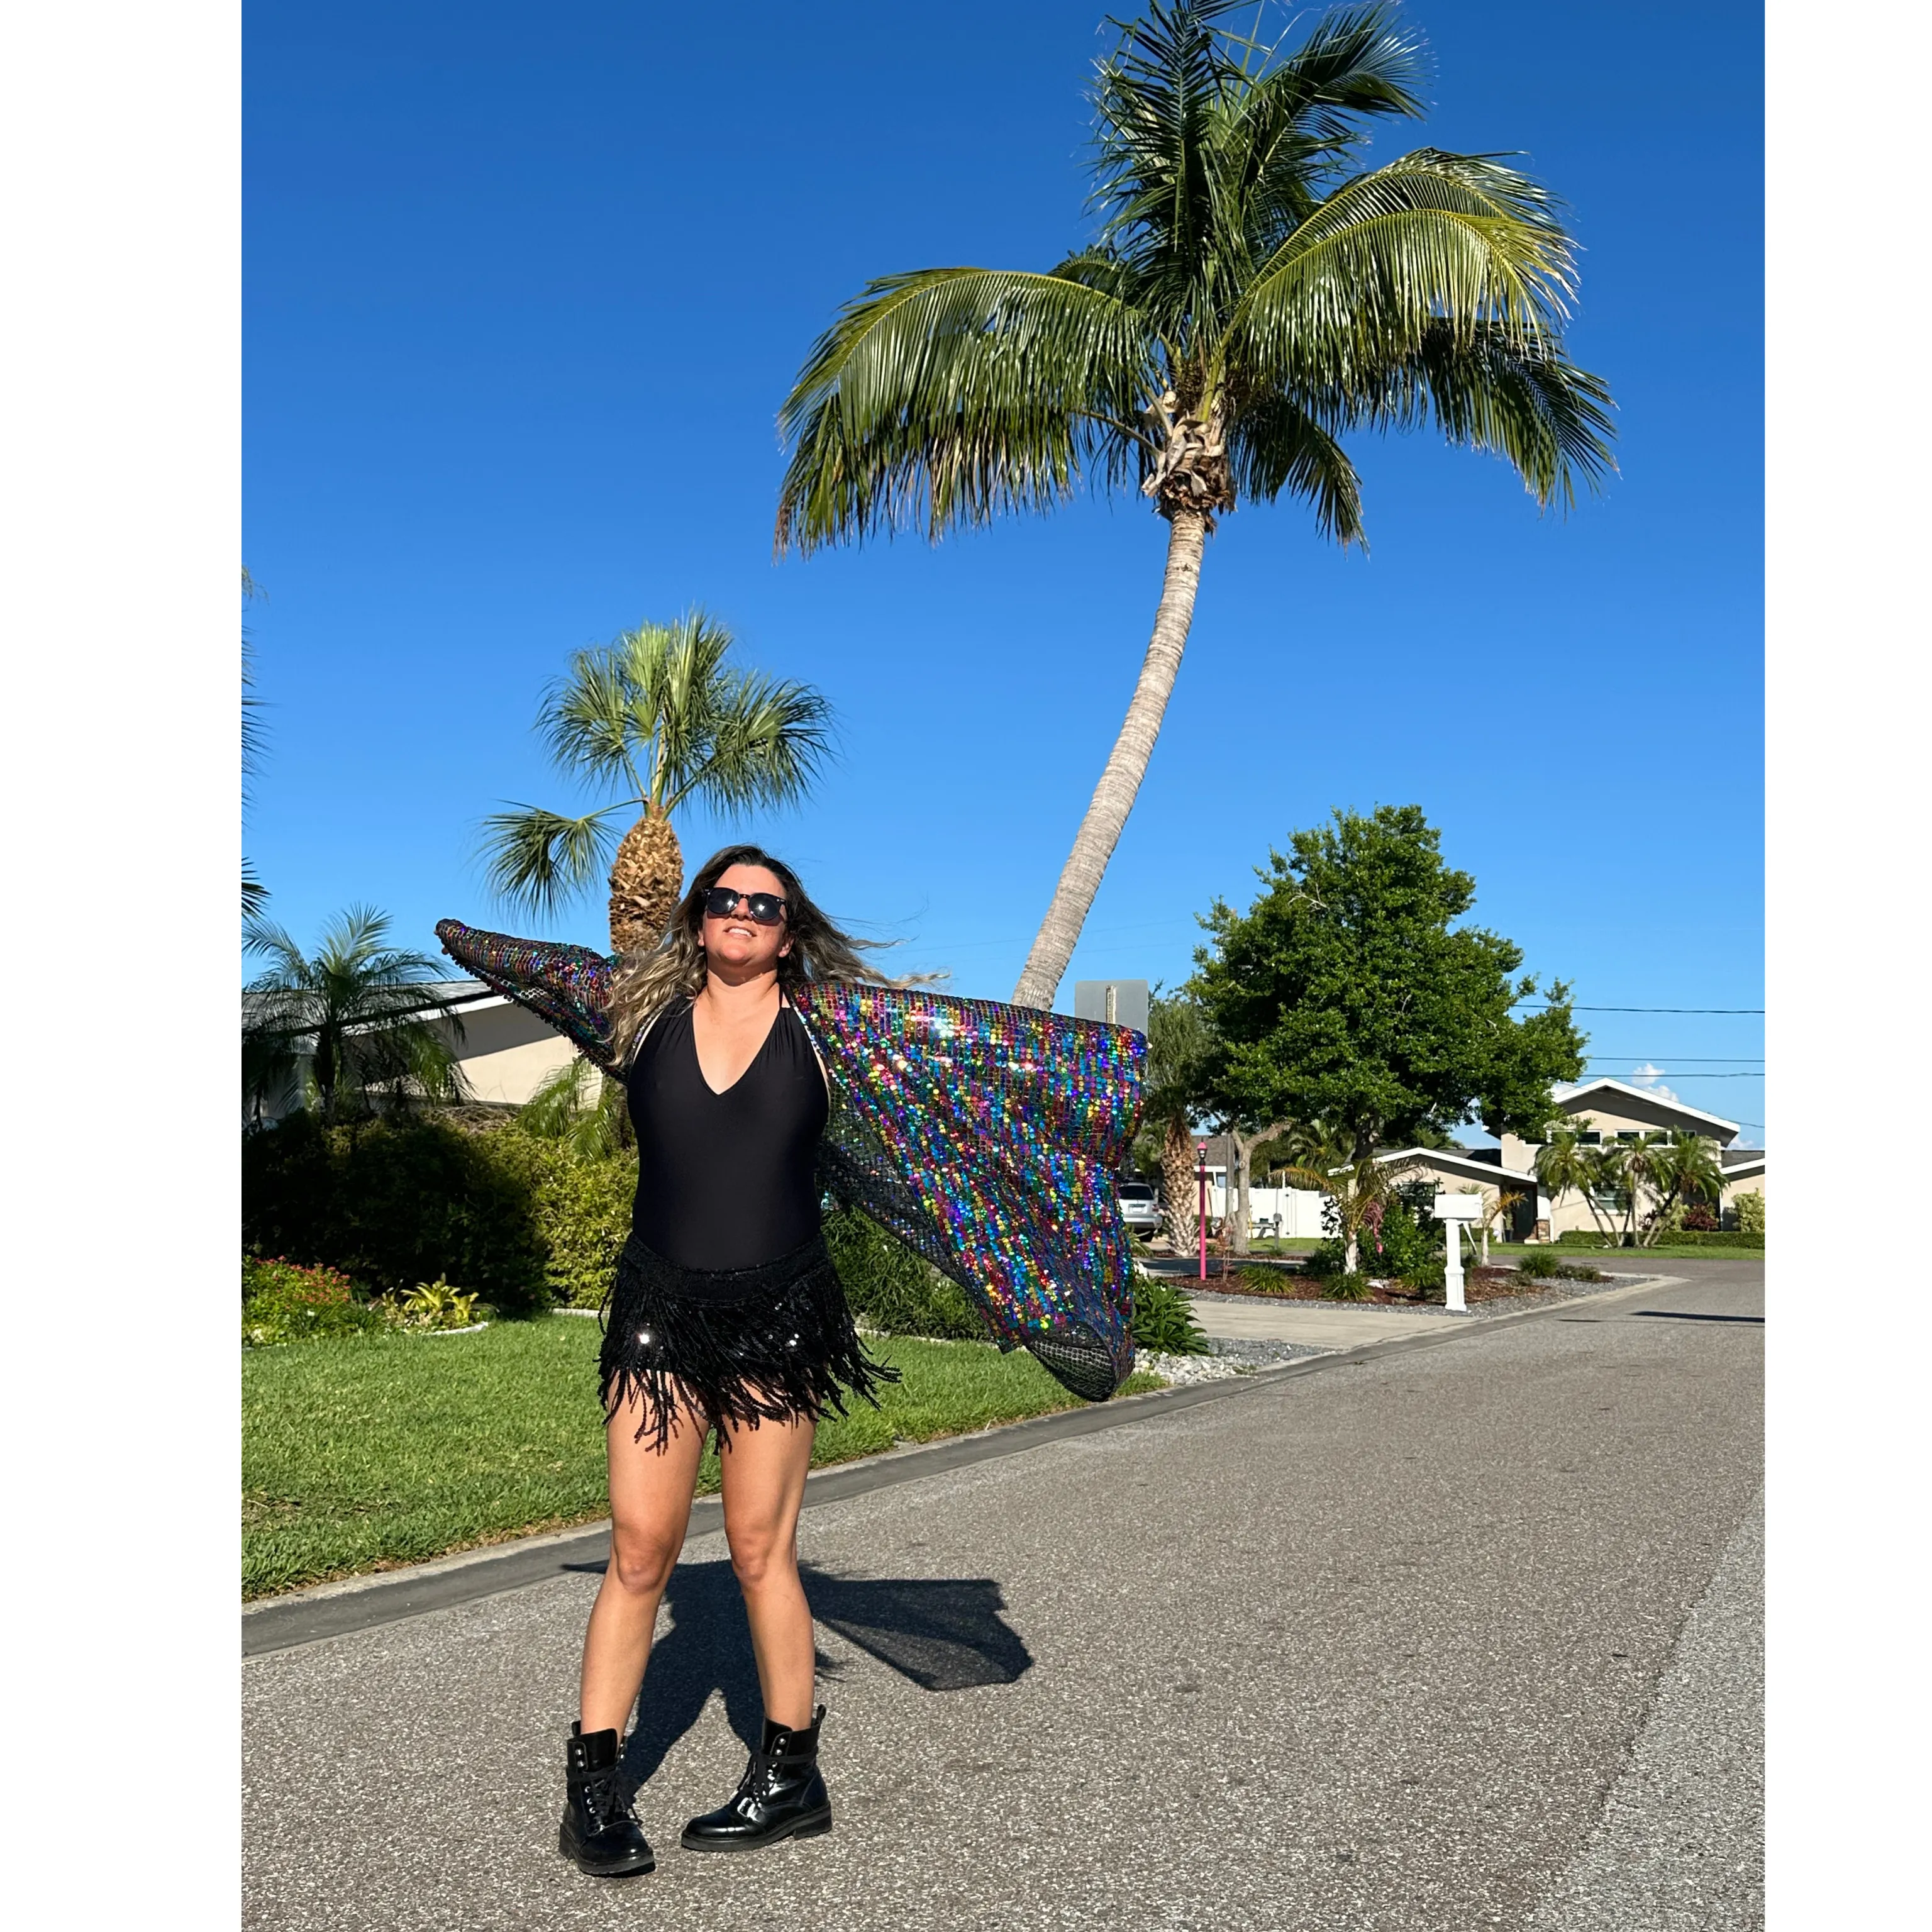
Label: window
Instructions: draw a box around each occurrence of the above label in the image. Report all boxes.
[1577,1131,1603,1146]
[1118,1184,1155,1201]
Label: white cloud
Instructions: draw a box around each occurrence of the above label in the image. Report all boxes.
[1630,1063,1680,1101]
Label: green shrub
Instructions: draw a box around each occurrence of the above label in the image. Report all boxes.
[825,1209,986,1340]
[242,1257,397,1346]
[493,1132,637,1309]
[1130,1279,1211,1355]
[1516,1250,1609,1283]
[1320,1271,1374,1301]
[243,1113,550,1311]
[1303,1237,1346,1277]
[241,1255,358,1306]
[1731,1193,1765,1236]
[1557,1230,1629,1248]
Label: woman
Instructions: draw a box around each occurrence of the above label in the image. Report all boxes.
[436,845,1144,1880]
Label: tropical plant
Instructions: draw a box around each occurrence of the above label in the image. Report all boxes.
[398,1280,482,1330]
[1131,1278,1212,1355]
[243,906,473,1124]
[1731,1191,1764,1236]
[775,1,1614,1007]
[1642,1130,1724,1242]
[480,611,834,954]
[1533,1128,1623,1249]
[514,1055,631,1163]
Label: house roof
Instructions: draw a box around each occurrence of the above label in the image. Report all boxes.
[1372,1146,1536,1187]
[1720,1154,1765,1181]
[1550,1078,1741,1142]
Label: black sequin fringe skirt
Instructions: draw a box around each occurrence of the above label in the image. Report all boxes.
[597,1232,899,1451]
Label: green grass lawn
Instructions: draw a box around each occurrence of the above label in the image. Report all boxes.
[243,1318,1160,1599]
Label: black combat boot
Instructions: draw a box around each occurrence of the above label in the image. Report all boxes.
[679,1706,833,1852]
[558,1723,655,1877]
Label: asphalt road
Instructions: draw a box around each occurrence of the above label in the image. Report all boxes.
[243,1260,1763,1931]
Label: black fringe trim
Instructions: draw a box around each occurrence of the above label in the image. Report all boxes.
[597,1233,899,1451]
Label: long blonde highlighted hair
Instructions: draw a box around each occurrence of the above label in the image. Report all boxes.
[608,844,898,1066]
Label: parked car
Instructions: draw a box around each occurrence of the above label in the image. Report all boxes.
[1116,1181,1163,1240]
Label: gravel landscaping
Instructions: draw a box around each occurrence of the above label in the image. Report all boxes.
[1184,1270,1663,1322]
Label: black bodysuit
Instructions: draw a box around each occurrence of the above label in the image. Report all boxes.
[625,997,828,1272]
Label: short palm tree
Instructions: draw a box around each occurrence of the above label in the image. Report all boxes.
[482,611,834,953]
[1639,1130,1723,1244]
[243,907,472,1124]
[243,567,269,919]
[1535,1128,1623,1248]
[775,0,1614,1007]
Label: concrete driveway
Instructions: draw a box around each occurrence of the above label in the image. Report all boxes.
[243,1263,1763,1931]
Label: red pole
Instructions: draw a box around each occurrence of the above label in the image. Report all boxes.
[1197,1141,1209,1281]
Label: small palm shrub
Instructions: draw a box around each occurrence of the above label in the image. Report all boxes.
[1130,1280,1210,1356]
[1515,1250,1607,1283]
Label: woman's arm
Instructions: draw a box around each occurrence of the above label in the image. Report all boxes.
[435,919,616,1067]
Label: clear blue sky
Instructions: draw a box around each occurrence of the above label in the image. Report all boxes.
[243,0,1764,1137]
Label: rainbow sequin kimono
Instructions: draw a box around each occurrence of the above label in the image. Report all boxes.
[435,922,1147,1401]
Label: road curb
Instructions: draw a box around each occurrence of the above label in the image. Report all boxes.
[242,1270,1685,1660]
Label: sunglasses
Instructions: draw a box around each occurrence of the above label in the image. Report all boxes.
[701,886,789,926]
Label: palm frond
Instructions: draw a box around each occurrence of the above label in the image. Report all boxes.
[775,267,1159,552]
[1371,318,1618,509]
[1226,149,1582,398]
[540,647,650,794]
[640,611,738,806]
[480,805,623,918]
[1226,394,1364,541]
[677,672,836,815]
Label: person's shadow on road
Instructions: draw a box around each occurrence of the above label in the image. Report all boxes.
[580,1558,1033,1788]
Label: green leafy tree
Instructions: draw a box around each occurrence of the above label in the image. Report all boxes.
[775,1,1614,1008]
[481,611,834,953]
[1191,804,1586,1267]
[243,907,472,1125]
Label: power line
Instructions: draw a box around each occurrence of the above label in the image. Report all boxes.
[1585,1056,1764,1064]
[1516,1003,1763,1014]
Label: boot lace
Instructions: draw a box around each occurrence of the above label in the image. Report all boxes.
[581,1762,635,1832]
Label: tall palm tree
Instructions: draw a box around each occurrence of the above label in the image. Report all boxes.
[243,567,269,919]
[243,907,472,1124]
[775,1,1614,1007]
[482,611,835,953]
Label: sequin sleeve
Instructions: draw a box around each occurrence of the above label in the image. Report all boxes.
[790,982,1146,1402]
[434,920,616,1068]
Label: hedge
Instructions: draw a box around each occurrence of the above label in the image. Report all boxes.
[1556,1228,1764,1252]
[243,1113,989,1330]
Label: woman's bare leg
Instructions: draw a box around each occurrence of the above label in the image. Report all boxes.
[579,1395,708,1737]
[718,1411,818,1729]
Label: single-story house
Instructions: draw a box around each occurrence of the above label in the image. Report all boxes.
[1377,1079,1765,1240]
[244,977,579,1123]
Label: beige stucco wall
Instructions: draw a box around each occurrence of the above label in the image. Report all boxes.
[433,1002,582,1107]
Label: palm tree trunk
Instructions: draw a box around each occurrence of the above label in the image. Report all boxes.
[1160,1116,1197,1252]
[1011,510,1210,1009]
